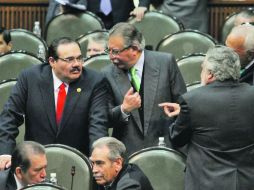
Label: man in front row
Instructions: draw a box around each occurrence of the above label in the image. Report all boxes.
[160,46,254,190]
[90,137,154,190]
[0,141,47,190]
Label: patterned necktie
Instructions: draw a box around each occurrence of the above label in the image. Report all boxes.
[100,0,112,15]
[56,83,66,125]
[130,67,141,92]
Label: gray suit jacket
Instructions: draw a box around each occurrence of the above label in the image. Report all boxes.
[103,50,186,155]
[0,63,108,156]
[154,0,208,33]
[170,80,254,190]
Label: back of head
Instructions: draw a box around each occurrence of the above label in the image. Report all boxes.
[234,9,254,26]
[109,22,145,51]
[11,141,45,174]
[204,45,241,81]
[92,137,127,164]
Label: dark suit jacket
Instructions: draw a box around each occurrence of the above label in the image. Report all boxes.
[103,50,186,155]
[98,164,154,190]
[0,63,108,156]
[86,0,150,26]
[0,169,16,190]
[170,80,254,190]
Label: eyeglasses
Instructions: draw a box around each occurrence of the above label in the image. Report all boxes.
[104,45,132,56]
[57,55,84,64]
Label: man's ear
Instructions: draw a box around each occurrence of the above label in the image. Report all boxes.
[15,167,23,179]
[48,57,56,68]
[207,72,216,83]
[7,42,12,51]
[114,158,123,173]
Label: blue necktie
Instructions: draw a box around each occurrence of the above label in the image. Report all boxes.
[100,0,112,15]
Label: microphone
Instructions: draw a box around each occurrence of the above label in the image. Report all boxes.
[70,166,76,190]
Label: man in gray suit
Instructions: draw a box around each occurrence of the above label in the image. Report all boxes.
[160,45,254,190]
[103,22,186,155]
[150,0,208,33]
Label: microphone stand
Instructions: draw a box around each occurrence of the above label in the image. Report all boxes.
[70,166,76,190]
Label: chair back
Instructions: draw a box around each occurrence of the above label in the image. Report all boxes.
[45,12,104,45]
[21,183,67,190]
[156,30,216,60]
[45,144,93,190]
[10,29,48,59]
[220,12,237,43]
[128,11,184,50]
[0,79,25,144]
[129,146,186,190]
[76,29,108,57]
[83,53,111,71]
[186,81,202,91]
[177,53,205,85]
[0,51,43,82]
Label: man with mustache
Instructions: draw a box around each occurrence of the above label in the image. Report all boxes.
[0,37,108,170]
[103,22,186,155]
[90,137,153,190]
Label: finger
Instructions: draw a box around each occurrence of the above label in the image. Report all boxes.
[126,87,134,96]
[158,102,171,107]
[5,160,11,169]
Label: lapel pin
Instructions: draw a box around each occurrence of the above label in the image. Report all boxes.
[77,88,81,93]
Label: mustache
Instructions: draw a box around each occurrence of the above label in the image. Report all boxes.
[70,67,81,72]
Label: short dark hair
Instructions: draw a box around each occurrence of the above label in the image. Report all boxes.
[0,27,11,44]
[48,37,81,59]
[11,141,45,174]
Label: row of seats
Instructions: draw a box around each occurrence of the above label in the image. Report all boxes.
[40,144,185,190]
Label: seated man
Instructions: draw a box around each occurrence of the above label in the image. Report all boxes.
[0,141,47,190]
[90,137,154,190]
[225,24,254,84]
[86,32,108,58]
[234,9,254,26]
[0,27,12,55]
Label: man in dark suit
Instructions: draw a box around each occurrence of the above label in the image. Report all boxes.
[160,45,254,190]
[103,22,186,155]
[0,37,108,170]
[0,141,47,190]
[46,0,150,29]
[90,137,154,190]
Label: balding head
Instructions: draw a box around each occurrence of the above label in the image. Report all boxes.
[226,24,254,68]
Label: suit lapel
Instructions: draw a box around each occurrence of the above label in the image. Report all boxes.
[143,51,160,135]
[39,66,57,134]
[114,67,143,133]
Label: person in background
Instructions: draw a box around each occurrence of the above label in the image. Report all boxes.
[134,0,208,33]
[0,37,108,170]
[0,141,47,190]
[160,45,254,190]
[90,137,154,190]
[86,32,108,58]
[103,22,186,156]
[0,27,12,55]
[234,9,254,26]
[225,24,254,84]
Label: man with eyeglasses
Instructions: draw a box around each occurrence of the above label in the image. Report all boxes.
[103,22,186,156]
[0,37,109,170]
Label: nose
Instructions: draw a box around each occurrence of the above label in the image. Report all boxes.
[40,168,47,178]
[92,164,99,174]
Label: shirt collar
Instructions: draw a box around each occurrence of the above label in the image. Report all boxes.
[132,51,144,78]
[14,174,24,190]
[52,69,68,91]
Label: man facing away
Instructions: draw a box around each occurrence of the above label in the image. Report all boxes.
[0,141,47,190]
[90,137,154,190]
[0,37,108,170]
[160,45,254,190]
[103,22,186,155]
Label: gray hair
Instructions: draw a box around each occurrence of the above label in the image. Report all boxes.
[92,137,127,164]
[88,32,109,49]
[204,45,241,81]
[11,141,45,174]
[109,22,145,50]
